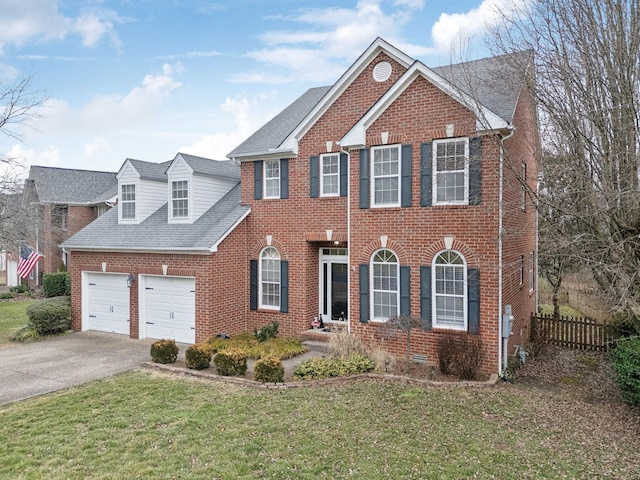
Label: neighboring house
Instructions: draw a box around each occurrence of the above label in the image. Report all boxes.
[61,153,249,343]
[62,38,538,374]
[22,166,118,283]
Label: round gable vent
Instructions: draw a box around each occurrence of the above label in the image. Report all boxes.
[372,61,392,82]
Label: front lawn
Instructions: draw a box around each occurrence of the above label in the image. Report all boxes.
[1,366,638,479]
[0,300,33,347]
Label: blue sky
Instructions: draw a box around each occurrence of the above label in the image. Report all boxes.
[0,0,518,174]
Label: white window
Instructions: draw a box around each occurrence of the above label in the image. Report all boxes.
[264,160,280,199]
[433,138,469,205]
[172,180,189,218]
[54,205,68,230]
[260,246,280,309]
[433,250,467,330]
[321,153,340,197]
[121,184,136,220]
[371,249,399,320]
[372,145,400,206]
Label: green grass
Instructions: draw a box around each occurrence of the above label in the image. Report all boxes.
[539,303,584,318]
[0,300,33,347]
[0,371,637,479]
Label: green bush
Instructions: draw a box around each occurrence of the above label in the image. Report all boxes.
[213,348,248,376]
[293,354,375,380]
[185,343,212,370]
[0,292,14,299]
[9,284,28,294]
[610,337,640,406]
[10,324,40,343]
[26,296,71,335]
[437,332,484,380]
[150,339,179,364]
[253,356,285,383]
[254,321,279,342]
[43,272,71,298]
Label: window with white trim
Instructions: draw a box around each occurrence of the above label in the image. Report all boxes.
[171,180,189,218]
[320,153,340,197]
[372,144,400,206]
[433,138,469,204]
[371,249,399,320]
[433,250,467,330]
[121,184,136,220]
[260,246,281,309]
[264,160,280,199]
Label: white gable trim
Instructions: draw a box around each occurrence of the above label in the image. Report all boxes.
[340,62,511,148]
[116,159,142,180]
[166,153,195,177]
[279,38,414,154]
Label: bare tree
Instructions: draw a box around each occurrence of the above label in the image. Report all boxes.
[487,0,640,330]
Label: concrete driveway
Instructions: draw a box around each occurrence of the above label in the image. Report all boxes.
[0,331,164,406]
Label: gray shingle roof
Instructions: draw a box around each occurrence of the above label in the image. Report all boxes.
[60,184,249,252]
[126,159,171,182]
[29,166,117,205]
[175,153,240,181]
[227,86,331,158]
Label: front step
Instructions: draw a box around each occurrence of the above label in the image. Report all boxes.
[302,340,331,354]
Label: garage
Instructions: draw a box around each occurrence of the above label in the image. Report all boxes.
[85,272,130,335]
[141,276,196,344]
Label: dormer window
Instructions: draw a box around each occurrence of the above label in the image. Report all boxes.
[121,184,136,220]
[171,180,189,218]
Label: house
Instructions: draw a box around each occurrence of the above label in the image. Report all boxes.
[21,166,118,284]
[62,38,538,374]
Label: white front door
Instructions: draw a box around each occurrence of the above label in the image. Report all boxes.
[141,276,196,344]
[85,273,130,335]
[319,248,348,323]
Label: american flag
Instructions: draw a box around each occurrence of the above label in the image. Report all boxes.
[17,245,43,279]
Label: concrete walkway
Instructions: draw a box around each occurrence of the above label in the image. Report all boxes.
[0,331,168,406]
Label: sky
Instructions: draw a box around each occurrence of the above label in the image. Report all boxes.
[0,0,520,175]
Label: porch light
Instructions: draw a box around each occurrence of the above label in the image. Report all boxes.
[127,274,136,288]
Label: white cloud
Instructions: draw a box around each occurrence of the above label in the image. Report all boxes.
[83,137,110,158]
[431,0,527,53]
[5,143,61,168]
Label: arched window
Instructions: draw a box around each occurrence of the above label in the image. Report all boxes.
[371,249,399,320]
[433,250,466,329]
[260,247,280,309]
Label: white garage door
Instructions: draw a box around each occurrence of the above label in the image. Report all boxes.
[86,273,130,335]
[143,276,195,344]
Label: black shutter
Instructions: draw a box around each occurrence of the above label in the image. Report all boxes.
[420,142,432,207]
[310,156,319,198]
[339,152,348,197]
[400,265,411,316]
[469,137,482,205]
[467,268,480,334]
[254,161,263,200]
[401,144,412,207]
[280,159,289,199]
[250,260,258,310]
[280,260,289,313]
[359,264,369,323]
[359,149,369,209]
[420,266,432,330]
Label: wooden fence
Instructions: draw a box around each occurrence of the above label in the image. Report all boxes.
[530,313,615,352]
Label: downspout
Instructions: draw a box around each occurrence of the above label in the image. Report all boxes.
[339,142,351,335]
[499,126,516,373]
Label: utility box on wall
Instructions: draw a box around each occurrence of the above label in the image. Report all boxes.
[502,305,513,338]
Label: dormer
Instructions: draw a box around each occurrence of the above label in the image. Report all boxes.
[165,153,240,224]
[116,159,169,224]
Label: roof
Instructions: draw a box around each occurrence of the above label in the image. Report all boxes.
[227,86,331,159]
[125,159,171,182]
[172,153,240,181]
[60,184,249,253]
[228,38,529,159]
[28,166,117,205]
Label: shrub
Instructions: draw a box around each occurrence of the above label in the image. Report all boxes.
[185,343,212,370]
[150,339,179,364]
[437,332,484,380]
[293,354,375,380]
[10,325,40,343]
[329,328,368,358]
[610,337,640,406]
[26,296,71,335]
[214,348,248,376]
[9,284,28,294]
[0,292,14,299]
[254,321,279,342]
[253,356,285,383]
[206,336,230,353]
[43,272,71,298]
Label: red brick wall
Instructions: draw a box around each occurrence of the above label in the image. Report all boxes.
[67,218,248,341]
